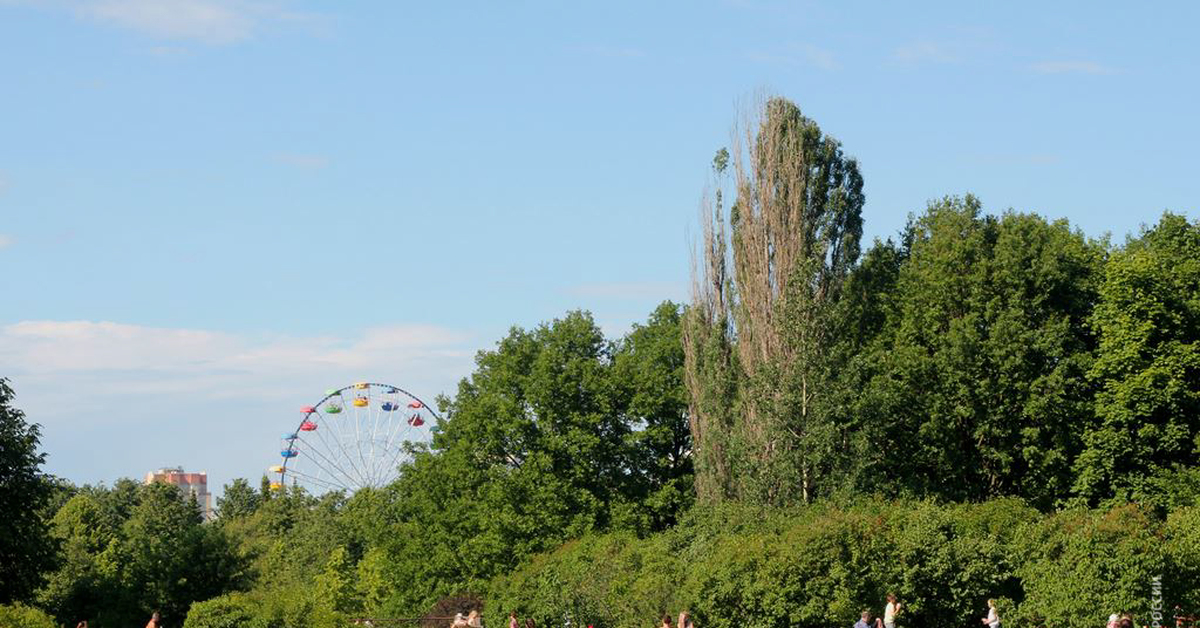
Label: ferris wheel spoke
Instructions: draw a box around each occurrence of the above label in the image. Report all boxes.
[380,422,418,479]
[297,435,362,488]
[285,467,348,492]
[307,415,352,482]
[279,383,434,494]
[368,396,384,484]
[352,402,370,486]
[308,419,370,488]
[377,410,415,473]
[328,393,372,486]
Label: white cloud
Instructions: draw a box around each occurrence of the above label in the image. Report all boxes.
[1030,60,1117,75]
[1,319,475,403]
[747,43,840,71]
[0,319,477,494]
[11,0,328,44]
[77,0,255,43]
[0,234,13,249]
[892,41,958,65]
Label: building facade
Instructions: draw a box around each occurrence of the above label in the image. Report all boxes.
[144,467,213,520]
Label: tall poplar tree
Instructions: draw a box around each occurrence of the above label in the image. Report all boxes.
[685,96,864,505]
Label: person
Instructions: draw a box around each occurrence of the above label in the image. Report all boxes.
[1108,614,1120,628]
[661,615,672,628]
[854,611,872,628]
[980,599,1000,628]
[146,611,162,628]
[76,622,88,628]
[1118,619,1135,628]
[678,611,692,628]
[468,610,483,628]
[883,594,901,628]
[524,618,536,628]
[452,613,469,628]
[510,611,519,628]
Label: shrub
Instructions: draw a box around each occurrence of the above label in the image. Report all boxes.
[0,603,57,628]
[486,499,1198,628]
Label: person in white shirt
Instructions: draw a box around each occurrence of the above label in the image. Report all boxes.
[883,594,901,628]
[980,599,1000,628]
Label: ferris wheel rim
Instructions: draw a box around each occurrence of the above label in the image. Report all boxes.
[275,382,439,493]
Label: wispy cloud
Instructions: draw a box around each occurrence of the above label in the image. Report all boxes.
[892,40,959,65]
[0,234,13,249]
[78,0,256,43]
[4,0,324,45]
[146,44,193,57]
[0,319,478,490]
[0,319,476,414]
[1030,60,1118,75]
[747,43,840,71]
[273,152,330,169]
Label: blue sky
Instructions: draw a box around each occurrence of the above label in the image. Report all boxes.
[1,0,1197,495]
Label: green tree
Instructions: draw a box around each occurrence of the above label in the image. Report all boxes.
[0,377,56,605]
[686,95,865,505]
[36,493,120,626]
[314,546,358,615]
[183,594,268,628]
[1075,212,1200,504]
[847,198,1103,505]
[374,306,693,614]
[38,480,246,627]
[612,301,693,531]
[381,311,624,612]
[355,546,390,615]
[0,602,57,628]
[217,478,261,520]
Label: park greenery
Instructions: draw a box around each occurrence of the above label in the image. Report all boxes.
[2,96,1199,628]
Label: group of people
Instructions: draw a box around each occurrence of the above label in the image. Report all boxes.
[451,610,485,628]
[853,595,1001,628]
[451,609,542,628]
[853,594,909,628]
[1108,611,1153,628]
[659,611,694,628]
[74,610,161,628]
[444,600,1189,628]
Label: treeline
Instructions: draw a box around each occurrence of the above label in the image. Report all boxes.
[685,97,1200,511]
[0,306,697,627]
[488,499,1200,628]
[3,95,1200,628]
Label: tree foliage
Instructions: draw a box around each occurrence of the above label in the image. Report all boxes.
[0,377,56,605]
[1074,213,1200,505]
[686,95,865,506]
[842,198,1105,505]
[35,481,245,627]
[490,499,1198,628]
[8,96,1200,628]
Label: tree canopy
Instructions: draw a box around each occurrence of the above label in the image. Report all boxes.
[0,377,56,605]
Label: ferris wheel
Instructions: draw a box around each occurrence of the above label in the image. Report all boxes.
[269,382,438,493]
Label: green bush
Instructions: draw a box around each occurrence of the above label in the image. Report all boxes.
[183,588,344,628]
[487,499,1198,628]
[184,594,269,628]
[0,603,57,628]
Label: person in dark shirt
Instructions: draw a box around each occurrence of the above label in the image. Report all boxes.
[854,610,876,628]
